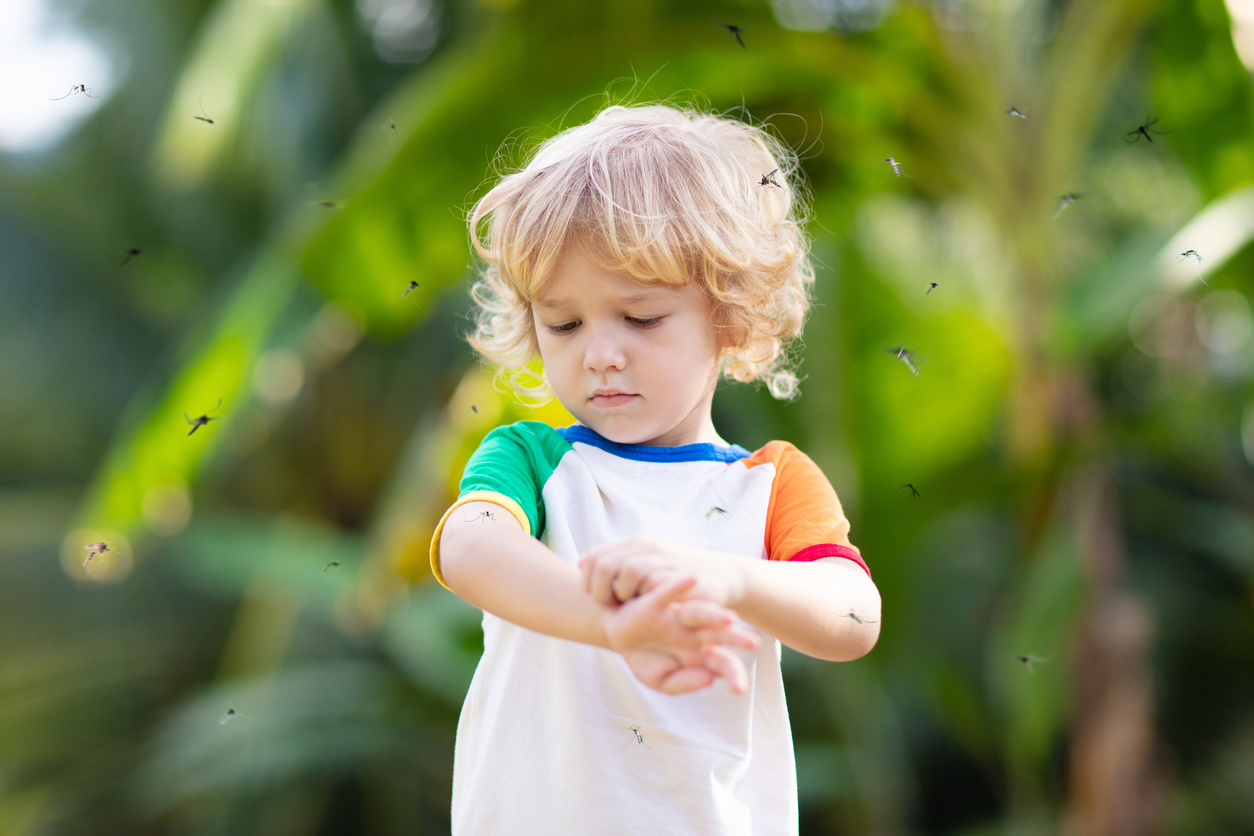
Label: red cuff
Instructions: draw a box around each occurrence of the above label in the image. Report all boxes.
[787,544,871,578]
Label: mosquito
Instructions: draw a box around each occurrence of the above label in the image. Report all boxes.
[191,99,214,129]
[840,610,879,624]
[1015,654,1052,674]
[470,404,478,415]
[50,84,98,100]
[185,398,223,436]
[467,510,496,524]
[324,562,341,573]
[84,542,112,567]
[759,169,781,188]
[381,119,399,147]
[120,248,142,267]
[705,506,730,522]
[220,708,237,725]
[872,157,914,189]
[1053,193,1082,220]
[1177,249,1209,285]
[885,346,921,376]
[403,280,421,297]
[1006,106,1027,119]
[901,483,919,499]
[926,282,938,295]
[621,725,653,748]
[303,183,340,209]
[1125,115,1166,144]
[724,24,746,48]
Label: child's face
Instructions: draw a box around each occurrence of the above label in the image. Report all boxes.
[532,241,724,446]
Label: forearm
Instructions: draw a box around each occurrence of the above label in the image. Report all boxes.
[440,515,610,649]
[731,557,880,662]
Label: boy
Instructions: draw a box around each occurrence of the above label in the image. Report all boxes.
[431,104,881,835]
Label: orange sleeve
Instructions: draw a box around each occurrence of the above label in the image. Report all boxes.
[742,441,870,577]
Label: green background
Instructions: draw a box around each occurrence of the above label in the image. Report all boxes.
[3,0,1254,832]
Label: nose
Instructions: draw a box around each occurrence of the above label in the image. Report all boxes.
[583,321,626,372]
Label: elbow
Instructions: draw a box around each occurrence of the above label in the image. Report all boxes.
[793,621,880,663]
[844,623,880,661]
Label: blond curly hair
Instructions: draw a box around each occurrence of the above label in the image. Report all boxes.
[466,103,815,400]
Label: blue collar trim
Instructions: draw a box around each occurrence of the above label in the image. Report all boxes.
[557,425,749,463]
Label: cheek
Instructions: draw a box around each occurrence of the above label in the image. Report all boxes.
[536,334,578,380]
[670,319,721,366]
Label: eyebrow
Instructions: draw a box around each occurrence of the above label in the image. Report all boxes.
[534,292,671,310]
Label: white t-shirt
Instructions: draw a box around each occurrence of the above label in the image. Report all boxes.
[429,422,867,835]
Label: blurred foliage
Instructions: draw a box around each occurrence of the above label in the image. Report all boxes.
[2,0,1254,833]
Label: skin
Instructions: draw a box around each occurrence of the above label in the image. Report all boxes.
[442,505,759,694]
[531,240,728,447]
[440,237,881,696]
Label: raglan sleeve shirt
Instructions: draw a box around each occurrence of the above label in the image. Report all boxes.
[427,423,868,836]
[431,426,869,586]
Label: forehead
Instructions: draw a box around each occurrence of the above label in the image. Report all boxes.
[533,242,684,308]
[532,286,678,309]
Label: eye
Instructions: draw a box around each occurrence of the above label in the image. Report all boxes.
[627,316,663,328]
[546,321,579,335]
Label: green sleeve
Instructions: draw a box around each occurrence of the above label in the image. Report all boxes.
[459,421,571,539]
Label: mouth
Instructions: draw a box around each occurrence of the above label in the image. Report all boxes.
[590,391,638,408]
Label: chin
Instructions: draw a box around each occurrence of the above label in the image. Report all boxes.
[580,415,656,446]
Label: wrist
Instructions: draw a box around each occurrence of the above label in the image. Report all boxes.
[726,554,754,611]
[593,604,614,650]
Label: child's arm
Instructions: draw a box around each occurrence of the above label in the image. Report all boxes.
[580,538,880,663]
[439,501,760,693]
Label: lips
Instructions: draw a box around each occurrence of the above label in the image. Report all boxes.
[590,391,637,407]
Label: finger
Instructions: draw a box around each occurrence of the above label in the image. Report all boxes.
[616,557,662,601]
[631,568,680,603]
[673,621,759,652]
[700,646,750,695]
[692,626,760,651]
[672,604,760,651]
[656,665,717,695]
[579,555,596,595]
[673,600,734,628]
[642,575,698,611]
[589,558,622,606]
[637,571,667,597]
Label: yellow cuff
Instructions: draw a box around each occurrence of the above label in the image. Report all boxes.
[429,491,532,590]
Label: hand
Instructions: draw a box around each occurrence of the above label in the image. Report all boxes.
[580,537,747,608]
[604,575,759,695]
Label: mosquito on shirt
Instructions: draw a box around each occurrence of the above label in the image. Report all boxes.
[622,725,653,749]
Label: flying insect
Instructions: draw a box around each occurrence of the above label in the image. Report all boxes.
[185,399,223,436]
[885,346,921,376]
[84,542,112,567]
[1125,115,1166,144]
